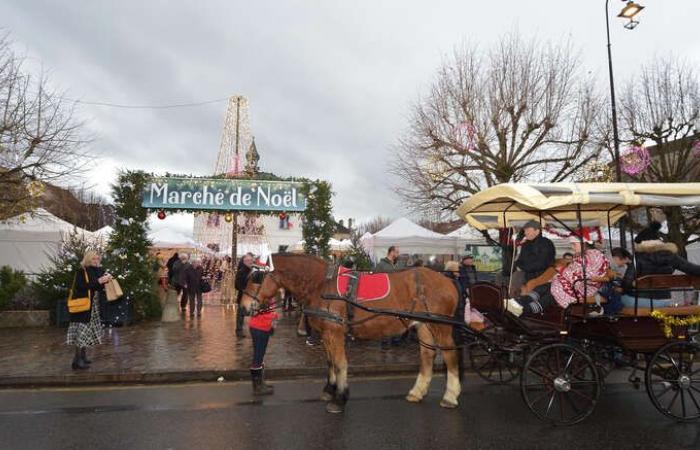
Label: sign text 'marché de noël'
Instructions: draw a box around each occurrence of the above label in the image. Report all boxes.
[141,178,307,212]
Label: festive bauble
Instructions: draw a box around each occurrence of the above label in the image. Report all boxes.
[157,210,166,220]
[224,213,233,223]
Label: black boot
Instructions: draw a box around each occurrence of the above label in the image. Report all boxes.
[71,347,89,370]
[81,347,92,364]
[250,368,274,396]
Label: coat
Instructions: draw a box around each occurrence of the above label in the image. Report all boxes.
[181,264,202,295]
[459,264,477,293]
[631,240,700,299]
[70,266,105,323]
[375,257,398,273]
[516,235,556,281]
[235,262,253,302]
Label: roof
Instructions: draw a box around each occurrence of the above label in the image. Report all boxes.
[0,208,93,235]
[373,217,451,239]
[457,183,700,230]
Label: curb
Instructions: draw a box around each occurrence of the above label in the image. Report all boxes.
[0,363,448,389]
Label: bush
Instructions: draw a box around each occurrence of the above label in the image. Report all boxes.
[7,284,41,311]
[0,266,28,310]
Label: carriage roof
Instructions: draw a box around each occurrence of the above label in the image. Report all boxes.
[456,182,700,230]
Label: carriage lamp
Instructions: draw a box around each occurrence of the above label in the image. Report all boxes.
[617,1,644,29]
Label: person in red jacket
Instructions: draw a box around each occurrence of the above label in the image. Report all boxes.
[249,296,278,395]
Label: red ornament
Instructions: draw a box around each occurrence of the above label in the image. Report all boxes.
[157,210,166,220]
[279,212,287,220]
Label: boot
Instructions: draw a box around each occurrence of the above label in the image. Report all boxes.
[80,347,92,364]
[250,368,274,396]
[71,347,89,370]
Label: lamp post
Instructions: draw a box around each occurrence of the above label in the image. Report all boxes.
[605,0,644,248]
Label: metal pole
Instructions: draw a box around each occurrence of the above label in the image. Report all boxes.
[606,0,628,249]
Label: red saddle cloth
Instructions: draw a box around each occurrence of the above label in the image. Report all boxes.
[336,267,390,302]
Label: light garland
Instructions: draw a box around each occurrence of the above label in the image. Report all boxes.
[620,145,651,177]
[650,310,700,338]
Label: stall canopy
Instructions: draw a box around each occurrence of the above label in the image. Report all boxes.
[0,209,95,275]
[457,183,700,230]
[361,218,460,261]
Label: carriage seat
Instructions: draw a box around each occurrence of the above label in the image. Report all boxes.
[620,305,700,317]
[337,267,390,302]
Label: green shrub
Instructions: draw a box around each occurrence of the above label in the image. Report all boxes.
[0,266,28,310]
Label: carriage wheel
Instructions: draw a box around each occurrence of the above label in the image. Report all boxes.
[645,341,700,422]
[468,341,521,384]
[520,343,601,426]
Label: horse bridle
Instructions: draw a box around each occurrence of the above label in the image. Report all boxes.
[242,270,281,315]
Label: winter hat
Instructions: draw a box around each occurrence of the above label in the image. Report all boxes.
[444,261,460,272]
[634,221,662,244]
[569,228,593,244]
[522,220,542,230]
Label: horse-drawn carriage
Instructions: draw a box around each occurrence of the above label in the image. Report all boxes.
[459,182,700,425]
[242,182,700,425]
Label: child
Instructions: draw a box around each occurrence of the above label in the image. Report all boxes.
[249,297,278,395]
[599,247,633,315]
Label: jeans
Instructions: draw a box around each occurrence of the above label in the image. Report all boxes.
[599,283,623,315]
[250,327,271,368]
[620,295,674,309]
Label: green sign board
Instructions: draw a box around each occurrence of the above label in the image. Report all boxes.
[142,177,307,212]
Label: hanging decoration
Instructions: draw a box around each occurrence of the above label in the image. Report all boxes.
[224,212,233,223]
[157,210,166,220]
[451,121,478,151]
[545,225,604,244]
[650,310,700,338]
[620,145,651,177]
[207,213,221,228]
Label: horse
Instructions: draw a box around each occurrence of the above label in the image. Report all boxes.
[240,253,462,413]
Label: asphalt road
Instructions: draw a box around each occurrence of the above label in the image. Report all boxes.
[1,374,699,450]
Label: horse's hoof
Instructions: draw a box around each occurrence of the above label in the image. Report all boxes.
[326,402,345,414]
[440,399,458,409]
[405,394,422,403]
[320,392,334,402]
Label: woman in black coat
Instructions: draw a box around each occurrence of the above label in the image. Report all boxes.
[66,250,112,370]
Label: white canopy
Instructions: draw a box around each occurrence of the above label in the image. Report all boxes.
[0,209,96,275]
[362,218,461,261]
[457,182,700,230]
[148,228,196,249]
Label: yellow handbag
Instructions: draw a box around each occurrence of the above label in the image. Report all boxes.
[67,269,91,313]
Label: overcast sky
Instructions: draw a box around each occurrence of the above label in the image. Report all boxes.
[2,0,699,235]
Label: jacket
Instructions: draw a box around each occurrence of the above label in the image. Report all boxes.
[249,299,278,332]
[516,235,556,281]
[459,264,477,293]
[70,266,105,324]
[375,257,398,273]
[632,240,700,299]
[170,260,184,287]
[235,262,252,301]
[181,264,202,294]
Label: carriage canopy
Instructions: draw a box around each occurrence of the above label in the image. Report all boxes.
[456,183,700,230]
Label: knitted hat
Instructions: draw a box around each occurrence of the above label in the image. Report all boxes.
[634,221,662,244]
[444,261,460,272]
[522,220,542,230]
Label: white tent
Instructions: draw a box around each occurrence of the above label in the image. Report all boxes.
[148,228,196,249]
[0,209,96,275]
[362,218,461,262]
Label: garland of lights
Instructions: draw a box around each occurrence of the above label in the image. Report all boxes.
[620,145,651,177]
[650,310,700,338]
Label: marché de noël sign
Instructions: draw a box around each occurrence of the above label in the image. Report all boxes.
[147,182,302,209]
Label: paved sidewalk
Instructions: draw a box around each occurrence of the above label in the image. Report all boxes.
[0,304,427,387]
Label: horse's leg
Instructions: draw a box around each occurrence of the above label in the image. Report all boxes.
[406,324,436,403]
[438,326,461,409]
[320,337,337,402]
[324,327,349,414]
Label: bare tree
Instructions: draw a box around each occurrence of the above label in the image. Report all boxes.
[357,216,393,235]
[0,34,89,220]
[392,33,603,217]
[618,57,700,256]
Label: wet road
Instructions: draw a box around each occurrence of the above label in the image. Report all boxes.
[1,375,699,450]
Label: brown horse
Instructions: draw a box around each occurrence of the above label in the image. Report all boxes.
[241,253,462,413]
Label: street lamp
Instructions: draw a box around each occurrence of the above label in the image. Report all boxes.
[606,0,644,249]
